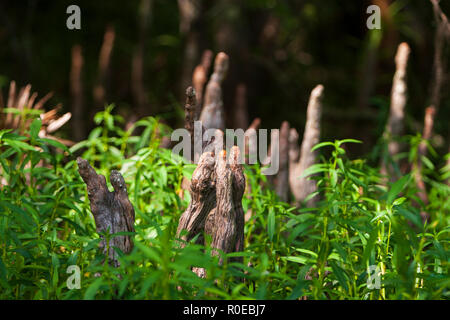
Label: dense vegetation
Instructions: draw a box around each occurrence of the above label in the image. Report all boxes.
[0,106,448,300]
[0,0,449,302]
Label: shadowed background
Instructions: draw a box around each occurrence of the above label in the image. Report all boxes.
[0,0,448,159]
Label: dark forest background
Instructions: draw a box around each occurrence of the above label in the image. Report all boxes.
[0,0,449,159]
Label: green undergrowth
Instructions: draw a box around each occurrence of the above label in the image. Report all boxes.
[0,106,448,300]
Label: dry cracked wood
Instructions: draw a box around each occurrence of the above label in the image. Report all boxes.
[289,84,324,206]
[176,146,245,274]
[176,151,217,244]
[205,148,245,261]
[77,157,135,267]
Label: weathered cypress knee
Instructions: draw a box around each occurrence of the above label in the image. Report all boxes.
[77,157,135,267]
[381,42,410,179]
[176,151,216,245]
[199,52,229,131]
[289,84,324,207]
[206,150,237,261]
[205,147,245,261]
[176,146,246,274]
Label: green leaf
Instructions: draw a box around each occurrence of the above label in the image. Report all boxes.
[433,240,447,261]
[84,278,103,300]
[0,129,13,140]
[160,166,168,186]
[362,227,378,266]
[330,261,349,292]
[30,119,42,139]
[387,174,410,205]
[331,242,348,261]
[0,257,8,284]
[51,253,60,269]
[300,164,327,178]
[38,138,68,152]
[283,256,311,264]
[111,231,136,237]
[135,241,161,263]
[311,142,334,151]
[392,197,406,206]
[330,169,338,187]
[287,222,312,244]
[267,207,275,241]
[52,266,59,288]
[69,140,90,153]
[21,265,49,271]
[287,278,308,300]
[420,156,434,170]
[347,171,367,188]
[294,248,318,258]
[337,139,362,146]
[3,139,36,152]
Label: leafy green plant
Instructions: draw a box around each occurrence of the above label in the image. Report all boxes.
[0,110,448,300]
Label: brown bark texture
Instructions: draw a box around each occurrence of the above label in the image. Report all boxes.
[77,157,135,267]
[176,146,245,274]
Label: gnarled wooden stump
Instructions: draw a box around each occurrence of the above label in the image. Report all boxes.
[176,151,216,244]
[77,157,135,267]
[176,146,245,276]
